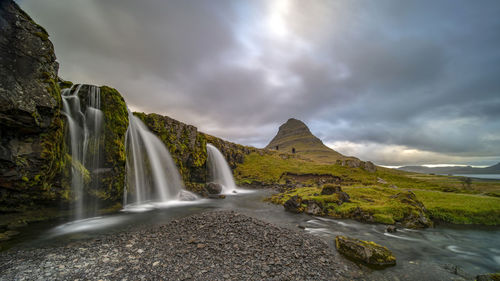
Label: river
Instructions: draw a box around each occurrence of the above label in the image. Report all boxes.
[3,189,499,280]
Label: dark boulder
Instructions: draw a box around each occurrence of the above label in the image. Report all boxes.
[335,235,396,268]
[205,182,223,194]
[337,191,351,203]
[284,195,303,213]
[304,200,323,216]
[386,225,397,233]
[321,184,341,195]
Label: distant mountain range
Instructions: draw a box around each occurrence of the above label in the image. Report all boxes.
[398,163,500,174]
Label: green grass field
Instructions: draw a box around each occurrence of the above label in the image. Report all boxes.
[237,152,500,226]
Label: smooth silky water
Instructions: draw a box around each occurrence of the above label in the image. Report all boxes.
[3,189,499,279]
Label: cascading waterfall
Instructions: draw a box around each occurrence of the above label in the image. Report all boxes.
[61,84,104,220]
[206,144,237,194]
[124,111,195,208]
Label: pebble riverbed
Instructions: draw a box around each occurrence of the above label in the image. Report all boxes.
[0,210,365,281]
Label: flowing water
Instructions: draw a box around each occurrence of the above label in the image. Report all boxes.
[206,143,237,194]
[61,85,104,219]
[5,189,499,279]
[123,112,197,210]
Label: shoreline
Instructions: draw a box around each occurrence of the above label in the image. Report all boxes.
[0,210,364,280]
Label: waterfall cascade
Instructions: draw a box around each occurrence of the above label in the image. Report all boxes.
[206,144,237,194]
[124,111,195,208]
[61,85,104,220]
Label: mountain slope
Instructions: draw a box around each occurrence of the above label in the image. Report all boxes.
[265,118,351,164]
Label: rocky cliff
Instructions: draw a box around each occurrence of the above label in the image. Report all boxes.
[0,0,67,211]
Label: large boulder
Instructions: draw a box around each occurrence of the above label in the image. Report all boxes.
[390,191,432,228]
[205,182,222,194]
[304,200,323,216]
[284,195,303,213]
[335,235,396,268]
[0,0,66,209]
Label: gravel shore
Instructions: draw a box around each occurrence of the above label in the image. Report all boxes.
[0,210,363,280]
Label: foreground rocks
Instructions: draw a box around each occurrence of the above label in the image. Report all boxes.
[0,211,362,280]
[335,235,396,268]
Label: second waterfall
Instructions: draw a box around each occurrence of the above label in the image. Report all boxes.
[124,112,196,208]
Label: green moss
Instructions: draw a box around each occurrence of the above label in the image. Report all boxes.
[34,31,49,41]
[413,190,500,225]
[373,214,395,224]
[99,86,129,202]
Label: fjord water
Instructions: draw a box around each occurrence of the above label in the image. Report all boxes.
[206,143,237,194]
[123,112,197,210]
[61,85,104,220]
[6,189,499,279]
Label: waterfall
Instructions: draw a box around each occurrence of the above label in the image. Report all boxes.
[61,84,104,220]
[206,144,237,194]
[124,111,195,207]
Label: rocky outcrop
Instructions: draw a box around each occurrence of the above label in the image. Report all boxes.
[336,159,377,172]
[284,195,303,213]
[389,191,432,228]
[205,182,222,194]
[0,0,67,210]
[335,235,396,268]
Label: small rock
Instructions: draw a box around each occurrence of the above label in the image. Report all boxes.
[386,225,397,233]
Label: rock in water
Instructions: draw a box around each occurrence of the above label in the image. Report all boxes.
[386,225,397,233]
[205,182,223,194]
[304,200,323,215]
[284,195,303,213]
[335,235,396,268]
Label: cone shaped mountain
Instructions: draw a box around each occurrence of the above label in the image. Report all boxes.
[265,118,352,164]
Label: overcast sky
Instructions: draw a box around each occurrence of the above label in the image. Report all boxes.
[19,0,500,166]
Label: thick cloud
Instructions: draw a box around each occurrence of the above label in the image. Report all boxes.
[19,0,500,166]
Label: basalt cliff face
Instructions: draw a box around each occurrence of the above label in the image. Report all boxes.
[0,0,66,211]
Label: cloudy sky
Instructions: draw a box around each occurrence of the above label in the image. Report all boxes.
[19,0,500,166]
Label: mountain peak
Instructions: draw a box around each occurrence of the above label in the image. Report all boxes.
[265,118,344,161]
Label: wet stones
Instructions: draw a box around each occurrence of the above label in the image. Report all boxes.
[284,195,303,213]
[205,182,222,194]
[335,235,396,268]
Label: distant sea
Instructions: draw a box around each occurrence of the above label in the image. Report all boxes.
[452,174,500,180]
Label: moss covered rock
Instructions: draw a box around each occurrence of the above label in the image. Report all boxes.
[94,86,128,203]
[335,235,396,268]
